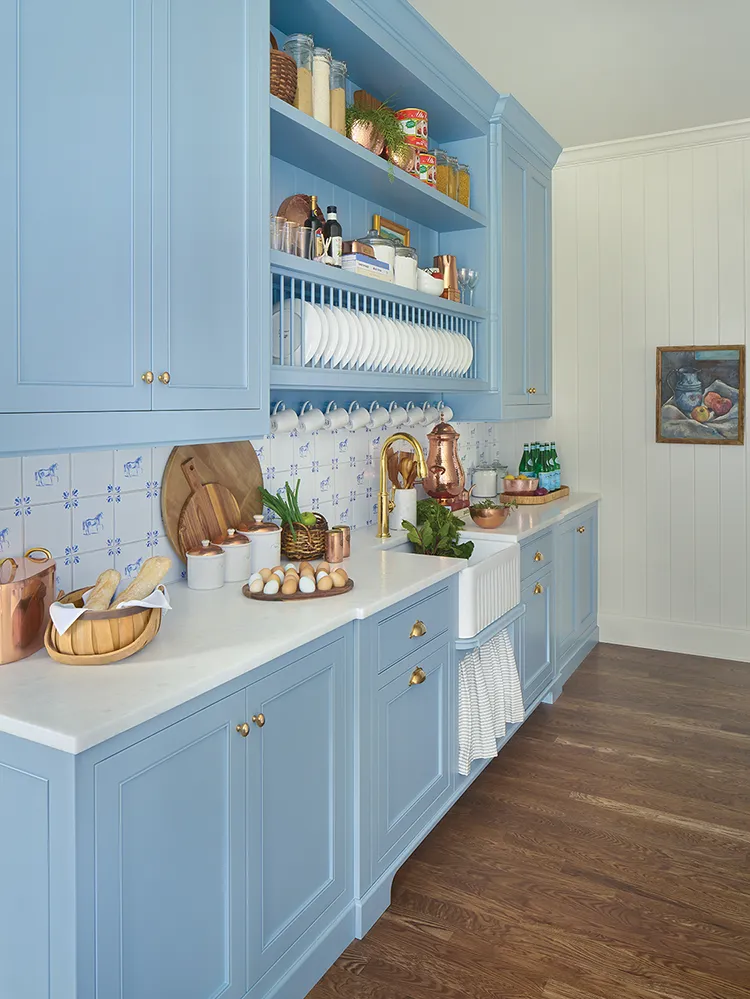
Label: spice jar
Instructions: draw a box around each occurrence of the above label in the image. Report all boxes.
[312,47,331,127]
[394,244,418,290]
[330,59,347,136]
[283,34,313,117]
[458,163,471,207]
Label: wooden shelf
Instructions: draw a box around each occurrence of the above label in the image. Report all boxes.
[271,251,486,320]
[270,98,487,234]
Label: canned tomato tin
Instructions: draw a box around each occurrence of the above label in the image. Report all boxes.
[395,108,428,148]
[417,152,436,187]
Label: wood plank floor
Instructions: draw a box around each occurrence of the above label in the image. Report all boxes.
[309,643,750,999]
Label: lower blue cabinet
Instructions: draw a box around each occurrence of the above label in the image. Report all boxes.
[94,691,248,999]
[555,506,599,664]
[372,642,451,880]
[519,567,554,707]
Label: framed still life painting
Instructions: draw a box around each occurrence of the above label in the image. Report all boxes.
[656,345,745,444]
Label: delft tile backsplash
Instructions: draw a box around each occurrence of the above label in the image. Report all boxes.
[0,421,520,594]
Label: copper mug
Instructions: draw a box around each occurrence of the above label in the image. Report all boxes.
[0,548,56,664]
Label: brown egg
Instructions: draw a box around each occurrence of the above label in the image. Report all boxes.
[316,561,330,574]
[281,577,299,595]
[316,574,334,592]
[259,567,273,583]
[299,561,314,575]
[330,568,348,588]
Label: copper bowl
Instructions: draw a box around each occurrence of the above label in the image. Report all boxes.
[469,506,511,529]
[387,143,419,174]
[349,121,386,157]
[502,476,538,494]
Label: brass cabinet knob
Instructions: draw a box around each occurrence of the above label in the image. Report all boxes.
[158,371,171,384]
[142,371,154,384]
[527,387,536,394]
[409,667,427,686]
[533,582,543,595]
[577,526,586,534]
[236,722,250,737]
[409,620,427,639]
[533,551,543,562]
[252,713,265,728]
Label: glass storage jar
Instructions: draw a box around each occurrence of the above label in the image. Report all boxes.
[433,149,450,196]
[283,34,313,117]
[330,59,347,135]
[457,163,471,207]
[312,47,332,126]
[393,244,418,290]
[446,155,459,199]
[357,229,396,281]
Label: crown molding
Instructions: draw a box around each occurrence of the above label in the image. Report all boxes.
[557,117,750,167]
[492,94,562,168]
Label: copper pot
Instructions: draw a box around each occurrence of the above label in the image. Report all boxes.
[423,421,466,506]
[349,120,386,157]
[0,548,56,664]
[469,505,511,529]
[387,143,419,175]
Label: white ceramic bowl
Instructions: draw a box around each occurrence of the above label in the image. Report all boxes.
[417,270,444,297]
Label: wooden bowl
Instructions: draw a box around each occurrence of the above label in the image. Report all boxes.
[469,506,511,529]
[44,586,163,665]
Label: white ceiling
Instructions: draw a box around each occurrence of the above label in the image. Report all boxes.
[408,0,750,148]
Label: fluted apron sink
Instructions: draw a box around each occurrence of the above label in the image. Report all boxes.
[388,537,520,639]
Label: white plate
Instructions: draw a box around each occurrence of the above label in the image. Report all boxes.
[401,322,418,372]
[356,312,374,369]
[389,319,407,372]
[310,303,329,365]
[343,311,363,368]
[364,314,384,369]
[461,335,474,375]
[421,325,437,374]
[302,302,322,365]
[413,324,429,372]
[320,305,339,365]
[330,307,351,367]
[448,331,461,375]
[375,315,395,370]
[272,299,302,366]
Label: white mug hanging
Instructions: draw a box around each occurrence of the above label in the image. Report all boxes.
[270,401,299,434]
[347,401,370,431]
[324,401,349,430]
[368,401,390,429]
[297,400,326,433]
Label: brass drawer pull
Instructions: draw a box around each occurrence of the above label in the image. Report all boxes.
[236,722,250,737]
[252,713,265,728]
[409,667,427,686]
[142,371,154,384]
[533,583,543,595]
[577,526,586,534]
[409,620,427,639]
[527,387,536,394]
[158,371,171,384]
[533,551,543,562]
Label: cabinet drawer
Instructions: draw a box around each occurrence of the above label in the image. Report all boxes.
[376,584,452,674]
[520,530,553,581]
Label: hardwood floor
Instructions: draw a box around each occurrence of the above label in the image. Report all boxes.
[310,643,750,999]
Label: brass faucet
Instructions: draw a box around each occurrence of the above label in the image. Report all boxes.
[377,432,428,539]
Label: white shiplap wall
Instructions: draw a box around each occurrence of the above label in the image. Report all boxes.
[553,120,750,661]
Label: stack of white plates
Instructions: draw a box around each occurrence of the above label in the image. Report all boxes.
[273,302,474,376]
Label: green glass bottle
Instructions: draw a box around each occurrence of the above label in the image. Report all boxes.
[519,443,534,476]
[550,441,560,490]
[531,441,541,479]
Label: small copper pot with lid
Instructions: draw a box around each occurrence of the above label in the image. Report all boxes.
[0,548,56,664]
[237,515,281,574]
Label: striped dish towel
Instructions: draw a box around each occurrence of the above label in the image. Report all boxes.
[457,629,524,776]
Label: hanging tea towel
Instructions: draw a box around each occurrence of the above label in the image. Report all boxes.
[457,629,524,775]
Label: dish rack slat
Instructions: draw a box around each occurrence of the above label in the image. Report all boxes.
[272,263,483,384]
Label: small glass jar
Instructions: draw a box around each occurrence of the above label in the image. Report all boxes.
[457,163,471,207]
[330,59,347,136]
[446,155,459,200]
[357,228,396,280]
[312,47,332,127]
[283,34,313,117]
[393,244,418,290]
[433,149,450,196]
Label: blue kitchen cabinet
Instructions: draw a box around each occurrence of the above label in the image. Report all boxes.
[555,506,599,664]
[93,691,248,999]
[245,635,351,994]
[519,566,554,708]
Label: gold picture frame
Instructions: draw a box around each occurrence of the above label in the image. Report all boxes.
[372,214,410,247]
[656,345,745,445]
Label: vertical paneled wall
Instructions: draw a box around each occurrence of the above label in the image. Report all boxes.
[553,121,750,660]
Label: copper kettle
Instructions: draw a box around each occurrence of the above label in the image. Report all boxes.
[422,420,469,510]
[0,548,56,664]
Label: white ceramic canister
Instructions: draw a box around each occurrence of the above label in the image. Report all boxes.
[215,528,251,583]
[186,540,225,590]
[472,466,497,498]
[393,244,418,290]
[389,488,417,533]
[237,514,281,574]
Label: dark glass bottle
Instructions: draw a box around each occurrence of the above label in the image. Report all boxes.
[305,195,324,259]
[323,205,343,266]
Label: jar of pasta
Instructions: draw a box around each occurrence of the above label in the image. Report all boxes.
[457,163,471,207]
[283,34,313,117]
[434,149,450,196]
[330,59,347,135]
[446,155,459,199]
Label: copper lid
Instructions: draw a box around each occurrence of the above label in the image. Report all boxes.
[0,548,55,585]
[186,539,224,557]
[428,420,460,439]
[237,514,280,534]
[215,528,249,547]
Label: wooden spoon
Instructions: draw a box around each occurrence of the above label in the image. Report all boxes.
[387,448,401,489]
[399,453,415,490]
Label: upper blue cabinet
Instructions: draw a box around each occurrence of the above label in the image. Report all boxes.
[0,0,270,456]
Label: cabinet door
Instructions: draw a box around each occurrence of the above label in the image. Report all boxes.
[555,519,578,657]
[501,144,530,409]
[94,692,247,999]
[151,0,268,412]
[0,0,152,414]
[246,636,350,988]
[525,162,551,406]
[373,644,451,877]
[574,508,598,636]
[521,569,553,706]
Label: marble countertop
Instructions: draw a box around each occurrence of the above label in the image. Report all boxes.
[458,492,600,543]
[0,529,464,755]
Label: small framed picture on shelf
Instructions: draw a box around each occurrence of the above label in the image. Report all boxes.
[372,214,410,247]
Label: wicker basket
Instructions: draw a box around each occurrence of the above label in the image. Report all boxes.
[270,32,297,105]
[281,514,328,560]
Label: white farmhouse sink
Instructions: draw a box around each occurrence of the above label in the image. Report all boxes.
[388,536,520,640]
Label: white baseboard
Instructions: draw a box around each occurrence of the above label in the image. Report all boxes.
[599,614,750,663]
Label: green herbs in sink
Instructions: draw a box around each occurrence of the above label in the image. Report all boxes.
[402,499,474,559]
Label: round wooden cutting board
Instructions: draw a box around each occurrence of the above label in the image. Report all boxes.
[161,442,263,561]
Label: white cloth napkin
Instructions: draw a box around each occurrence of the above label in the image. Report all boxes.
[49,585,171,636]
[457,628,524,776]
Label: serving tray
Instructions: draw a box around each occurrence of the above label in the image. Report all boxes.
[499,486,570,506]
[242,578,354,601]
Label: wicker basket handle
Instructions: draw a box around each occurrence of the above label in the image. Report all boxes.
[270,31,279,51]
[293,520,313,541]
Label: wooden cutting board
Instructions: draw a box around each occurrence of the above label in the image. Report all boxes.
[161,442,263,560]
[177,459,242,557]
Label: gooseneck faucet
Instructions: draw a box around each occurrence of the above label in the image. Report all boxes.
[377,432,429,539]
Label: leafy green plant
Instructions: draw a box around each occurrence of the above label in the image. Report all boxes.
[259,479,315,540]
[345,100,409,177]
[469,497,517,514]
[402,499,474,560]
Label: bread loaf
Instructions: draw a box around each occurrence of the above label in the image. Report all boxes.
[114,556,171,606]
[85,569,121,610]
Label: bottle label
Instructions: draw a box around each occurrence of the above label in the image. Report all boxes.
[330,235,343,266]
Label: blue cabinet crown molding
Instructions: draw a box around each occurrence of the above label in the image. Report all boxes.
[492,94,562,170]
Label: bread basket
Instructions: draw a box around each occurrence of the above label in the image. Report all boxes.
[44,586,164,665]
[270,33,297,105]
[281,514,328,560]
